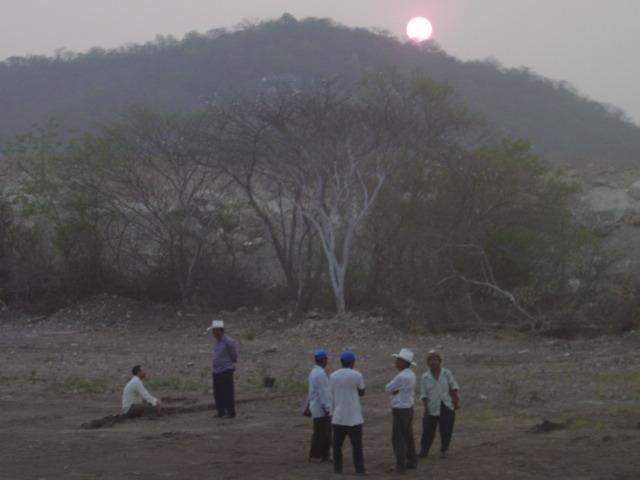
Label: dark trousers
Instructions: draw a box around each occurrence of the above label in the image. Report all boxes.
[309,416,332,460]
[212,369,235,416]
[126,403,157,418]
[333,424,365,474]
[392,407,417,469]
[420,402,456,455]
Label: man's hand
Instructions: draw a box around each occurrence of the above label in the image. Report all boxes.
[303,403,311,417]
[391,390,399,396]
[154,402,162,413]
[451,390,460,410]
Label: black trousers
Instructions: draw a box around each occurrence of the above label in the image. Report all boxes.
[212,369,235,416]
[392,407,417,469]
[420,402,456,454]
[126,403,157,418]
[333,424,365,474]
[310,416,332,460]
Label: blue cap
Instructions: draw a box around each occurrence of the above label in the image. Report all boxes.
[340,351,356,363]
[314,350,328,361]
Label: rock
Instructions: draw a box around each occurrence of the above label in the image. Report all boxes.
[593,179,614,188]
[628,180,640,200]
[530,419,567,434]
[263,345,279,354]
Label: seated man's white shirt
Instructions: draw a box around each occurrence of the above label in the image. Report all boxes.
[330,368,365,426]
[385,368,416,408]
[420,368,459,416]
[308,365,332,418]
[122,376,158,413]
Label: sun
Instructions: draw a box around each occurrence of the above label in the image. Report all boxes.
[406,17,433,42]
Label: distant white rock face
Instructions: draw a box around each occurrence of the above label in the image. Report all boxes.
[628,180,640,201]
[585,187,638,213]
[582,186,640,224]
[576,180,640,284]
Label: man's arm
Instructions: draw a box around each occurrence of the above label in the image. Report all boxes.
[136,380,160,409]
[420,375,429,410]
[446,370,460,409]
[319,375,332,415]
[385,375,401,395]
[357,373,366,397]
[450,389,460,410]
[227,338,238,364]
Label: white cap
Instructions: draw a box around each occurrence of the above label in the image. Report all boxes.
[392,348,416,366]
[207,319,225,331]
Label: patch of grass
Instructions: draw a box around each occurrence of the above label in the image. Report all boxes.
[150,377,201,392]
[273,381,307,394]
[49,377,107,395]
[596,371,640,389]
[591,371,640,401]
[464,405,501,422]
[242,378,307,394]
[567,416,591,430]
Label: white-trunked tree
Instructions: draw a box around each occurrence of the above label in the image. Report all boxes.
[252,79,410,315]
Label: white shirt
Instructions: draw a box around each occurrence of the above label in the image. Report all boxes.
[385,368,416,409]
[308,365,332,418]
[330,368,366,426]
[121,376,159,413]
[420,368,460,416]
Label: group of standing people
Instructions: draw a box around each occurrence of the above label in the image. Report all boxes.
[306,348,460,475]
[120,320,461,476]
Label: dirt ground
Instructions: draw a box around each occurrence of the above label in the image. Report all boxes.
[1,296,640,479]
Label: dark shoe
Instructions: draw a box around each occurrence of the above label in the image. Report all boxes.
[225,413,236,419]
[213,413,225,418]
[309,458,324,464]
[354,472,367,476]
[407,464,417,470]
[418,450,429,458]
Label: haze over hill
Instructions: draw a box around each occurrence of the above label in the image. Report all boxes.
[1,16,639,164]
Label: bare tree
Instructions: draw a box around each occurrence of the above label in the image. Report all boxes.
[203,103,325,312]
[79,111,235,306]
[247,81,409,315]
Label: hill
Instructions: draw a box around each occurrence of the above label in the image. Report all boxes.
[1,15,639,164]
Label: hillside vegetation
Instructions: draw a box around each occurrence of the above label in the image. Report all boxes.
[1,15,639,164]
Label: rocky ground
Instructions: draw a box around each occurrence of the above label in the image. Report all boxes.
[1,295,640,479]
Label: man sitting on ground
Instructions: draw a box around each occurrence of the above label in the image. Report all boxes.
[122,365,161,417]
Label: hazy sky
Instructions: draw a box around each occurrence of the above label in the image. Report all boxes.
[1,0,639,124]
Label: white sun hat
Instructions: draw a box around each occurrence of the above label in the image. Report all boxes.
[392,348,417,366]
[206,319,225,331]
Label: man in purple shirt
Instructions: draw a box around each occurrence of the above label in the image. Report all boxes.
[208,320,238,418]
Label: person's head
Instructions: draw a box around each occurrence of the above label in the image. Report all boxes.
[427,351,443,371]
[132,365,146,380]
[314,351,328,368]
[392,348,415,371]
[340,351,356,368]
[209,319,225,340]
[395,357,411,371]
